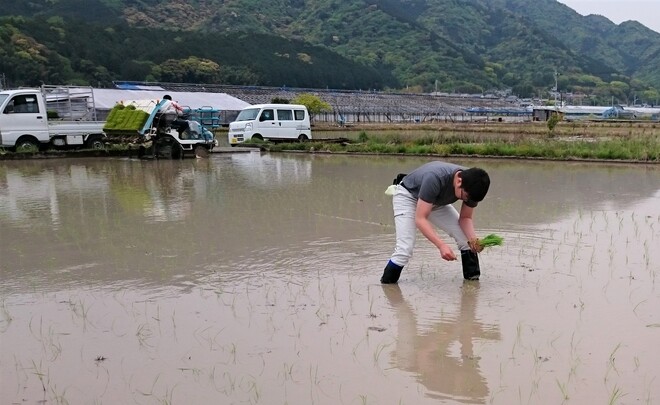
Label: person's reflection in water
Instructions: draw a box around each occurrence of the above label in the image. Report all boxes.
[382,283,500,403]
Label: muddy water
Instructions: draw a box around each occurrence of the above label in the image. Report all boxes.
[1,154,658,404]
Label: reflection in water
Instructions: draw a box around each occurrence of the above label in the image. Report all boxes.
[383,283,500,403]
[0,159,204,229]
[1,155,658,294]
[0,163,109,229]
[230,152,312,187]
[1,154,660,404]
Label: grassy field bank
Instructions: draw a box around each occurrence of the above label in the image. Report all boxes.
[260,120,660,162]
[2,120,658,162]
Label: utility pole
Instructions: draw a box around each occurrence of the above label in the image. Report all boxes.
[553,69,560,107]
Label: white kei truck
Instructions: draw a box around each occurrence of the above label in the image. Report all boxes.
[0,85,106,151]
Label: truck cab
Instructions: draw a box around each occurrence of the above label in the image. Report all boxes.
[0,90,50,149]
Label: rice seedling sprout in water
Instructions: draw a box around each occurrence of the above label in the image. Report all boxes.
[608,385,626,405]
[0,300,13,331]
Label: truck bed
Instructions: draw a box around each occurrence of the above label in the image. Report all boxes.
[48,120,106,136]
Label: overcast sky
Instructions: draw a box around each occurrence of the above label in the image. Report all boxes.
[557,0,660,33]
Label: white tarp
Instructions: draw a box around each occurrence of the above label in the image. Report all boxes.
[92,89,251,111]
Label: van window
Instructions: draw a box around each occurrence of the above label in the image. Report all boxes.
[235,108,260,121]
[294,109,306,120]
[260,109,274,121]
[277,109,293,121]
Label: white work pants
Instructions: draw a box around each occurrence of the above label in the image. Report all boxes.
[390,185,469,267]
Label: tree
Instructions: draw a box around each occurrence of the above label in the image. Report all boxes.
[547,113,560,133]
[641,89,659,106]
[151,56,221,83]
[291,93,331,120]
[512,83,535,98]
[609,80,630,104]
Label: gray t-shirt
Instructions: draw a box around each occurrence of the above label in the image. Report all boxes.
[400,161,465,206]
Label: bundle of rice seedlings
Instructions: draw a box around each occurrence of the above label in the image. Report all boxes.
[479,234,504,248]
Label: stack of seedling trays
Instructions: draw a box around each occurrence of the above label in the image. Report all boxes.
[103,103,151,144]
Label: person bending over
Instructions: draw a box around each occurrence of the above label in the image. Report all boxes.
[381,161,490,283]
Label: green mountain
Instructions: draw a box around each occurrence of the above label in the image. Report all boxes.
[1,0,659,104]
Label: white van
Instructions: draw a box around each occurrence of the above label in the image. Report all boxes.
[228,104,312,145]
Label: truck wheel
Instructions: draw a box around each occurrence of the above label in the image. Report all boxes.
[86,134,105,150]
[251,134,263,142]
[15,137,40,152]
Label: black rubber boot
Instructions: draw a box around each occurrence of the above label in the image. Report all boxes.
[380,260,404,284]
[461,250,481,280]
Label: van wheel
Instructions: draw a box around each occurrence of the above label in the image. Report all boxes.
[298,134,309,142]
[251,134,263,142]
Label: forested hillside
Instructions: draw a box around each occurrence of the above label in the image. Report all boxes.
[1,0,659,105]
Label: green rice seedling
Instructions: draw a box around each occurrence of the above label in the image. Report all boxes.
[244,377,260,403]
[373,342,390,365]
[28,317,62,361]
[315,307,329,324]
[48,384,69,405]
[556,379,569,401]
[633,300,647,315]
[220,371,236,395]
[607,385,626,405]
[478,234,504,248]
[67,297,94,332]
[488,383,506,404]
[30,359,47,392]
[604,342,622,383]
[309,364,321,387]
[135,323,154,349]
[0,300,12,331]
[282,363,295,382]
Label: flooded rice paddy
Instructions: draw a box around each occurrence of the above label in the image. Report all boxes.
[1,153,659,404]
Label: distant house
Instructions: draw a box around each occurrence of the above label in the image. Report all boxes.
[532,107,561,121]
[533,105,660,121]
